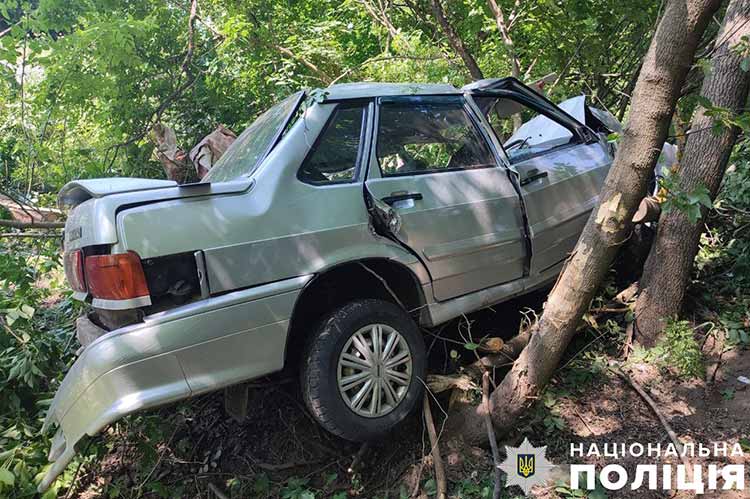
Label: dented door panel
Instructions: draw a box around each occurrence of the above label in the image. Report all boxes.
[515,142,611,274]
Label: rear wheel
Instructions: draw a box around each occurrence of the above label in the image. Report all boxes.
[301,299,425,441]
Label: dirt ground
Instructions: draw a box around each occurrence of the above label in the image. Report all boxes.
[70,291,750,499]
[540,349,750,499]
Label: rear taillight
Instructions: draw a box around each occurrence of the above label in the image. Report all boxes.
[63,249,87,293]
[84,251,150,300]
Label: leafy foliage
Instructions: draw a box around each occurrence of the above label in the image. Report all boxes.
[0,0,659,196]
[0,238,88,498]
[658,169,713,224]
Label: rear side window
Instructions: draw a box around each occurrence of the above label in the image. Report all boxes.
[376,99,495,176]
[298,105,366,184]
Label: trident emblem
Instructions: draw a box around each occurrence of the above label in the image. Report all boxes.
[517,454,535,478]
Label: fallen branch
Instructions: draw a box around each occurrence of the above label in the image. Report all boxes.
[348,442,370,474]
[465,327,532,377]
[0,220,64,229]
[0,232,61,239]
[427,373,477,394]
[478,337,505,353]
[410,459,425,498]
[207,483,229,499]
[423,395,447,499]
[482,372,502,499]
[612,365,691,471]
[632,196,661,224]
[252,459,321,472]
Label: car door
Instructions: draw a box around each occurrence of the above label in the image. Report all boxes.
[470,85,612,275]
[364,95,527,302]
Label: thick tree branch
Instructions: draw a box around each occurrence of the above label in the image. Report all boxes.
[486,0,521,127]
[429,0,484,80]
[0,220,64,229]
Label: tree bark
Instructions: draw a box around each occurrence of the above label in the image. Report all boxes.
[634,0,750,346]
[429,0,484,80]
[449,0,720,445]
[151,123,190,183]
[486,0,522,129]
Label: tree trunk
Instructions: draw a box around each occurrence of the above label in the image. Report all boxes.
[634,0,750,346]
[486,0,522,129]
[449,0,720,445]
[429,0,484,80]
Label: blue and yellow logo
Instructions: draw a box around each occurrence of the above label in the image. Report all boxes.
[517,454,535,478]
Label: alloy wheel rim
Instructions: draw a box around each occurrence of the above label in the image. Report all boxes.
[337,323,413,418]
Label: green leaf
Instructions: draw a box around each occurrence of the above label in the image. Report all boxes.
[686,204,702,224]
[423,478,437,496]
[41,485,59,499]
[741,57,750,72]
[464,342,480,351]
[0,468,15,486]
[20,304,35,318]
[696,95,712,109]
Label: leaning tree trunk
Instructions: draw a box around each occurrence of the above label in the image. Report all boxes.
[449,0,720,445]
[634,0,750,346]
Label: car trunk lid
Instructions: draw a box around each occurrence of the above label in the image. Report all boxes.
[58,178,179,209]
[59,177,254,252]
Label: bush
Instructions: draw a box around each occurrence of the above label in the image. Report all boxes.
[0,239,84,498]
[658,319,704,378]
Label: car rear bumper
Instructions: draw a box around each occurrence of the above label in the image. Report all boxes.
[38,274,312,492]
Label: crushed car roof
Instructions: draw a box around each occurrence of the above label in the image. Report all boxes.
[322,82,460,100]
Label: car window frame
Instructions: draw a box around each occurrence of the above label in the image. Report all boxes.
[373,95,501,178]
[297,101,370,186]
[469,90,591,165]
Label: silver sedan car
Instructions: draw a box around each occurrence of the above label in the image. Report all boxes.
[40,77,616,491]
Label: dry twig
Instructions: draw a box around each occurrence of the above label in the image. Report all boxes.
[422,395,447,499]
[482,372,502,499]
[348,442,370,473]
[207,482,229,499]
[612,365,691,471]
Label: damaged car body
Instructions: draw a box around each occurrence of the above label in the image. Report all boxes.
[41,77,622,492]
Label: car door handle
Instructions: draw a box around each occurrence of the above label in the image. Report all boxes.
[520,170,549,186]
[382,192,423,205]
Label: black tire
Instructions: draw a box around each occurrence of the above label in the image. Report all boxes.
[300,299,426,441]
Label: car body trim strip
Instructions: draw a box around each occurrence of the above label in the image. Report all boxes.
[422,230,520,262]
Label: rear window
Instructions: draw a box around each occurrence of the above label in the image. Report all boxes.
[202,92,303,182]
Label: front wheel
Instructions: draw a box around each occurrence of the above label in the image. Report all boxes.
[300,299,426,441]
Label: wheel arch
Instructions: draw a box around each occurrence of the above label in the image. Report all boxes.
[283,257,428,370]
